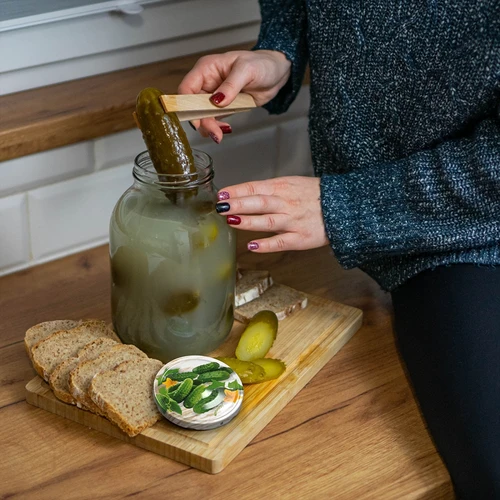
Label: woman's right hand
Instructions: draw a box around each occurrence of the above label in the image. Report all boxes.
[178,50,291,142]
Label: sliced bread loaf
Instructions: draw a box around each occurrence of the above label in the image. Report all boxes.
[69,344,147,413]
[25,320,82,362]
[234,283,308,323]
[49,337,119,404]
[89,358,163,437]
[31,321,120,381]
[235,269,273,307]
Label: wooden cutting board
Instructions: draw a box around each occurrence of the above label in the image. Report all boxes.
[25,293,362,474]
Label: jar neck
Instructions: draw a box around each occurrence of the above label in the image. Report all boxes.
[132,150,214,193]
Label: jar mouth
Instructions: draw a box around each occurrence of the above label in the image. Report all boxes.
[133,149,213,188]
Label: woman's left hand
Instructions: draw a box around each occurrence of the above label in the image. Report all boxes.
[216,176,329,252]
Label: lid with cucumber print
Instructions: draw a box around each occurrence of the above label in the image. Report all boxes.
[153,355,244,430]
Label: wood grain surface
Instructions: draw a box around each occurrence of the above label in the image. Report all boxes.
[0,233,453,499]
[26,293,362,473]
[0,43,253,162]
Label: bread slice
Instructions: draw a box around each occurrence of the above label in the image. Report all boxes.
[25,320,82,362]
[89,358,163,437]
[31,321,119,381]
[235,269,273,307]
[49,337,119,404]
[69,344,147,413]
[234,283,308,323]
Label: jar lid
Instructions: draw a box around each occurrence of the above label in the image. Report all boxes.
[153,355,244,430]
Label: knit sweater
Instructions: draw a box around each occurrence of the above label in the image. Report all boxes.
[254,0,500,291]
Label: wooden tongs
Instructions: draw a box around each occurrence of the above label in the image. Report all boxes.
[133,93,256,128]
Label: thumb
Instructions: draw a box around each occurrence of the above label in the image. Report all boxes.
[210,60,252,107]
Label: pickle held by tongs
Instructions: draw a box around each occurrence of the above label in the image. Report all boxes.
[135,87,197,202]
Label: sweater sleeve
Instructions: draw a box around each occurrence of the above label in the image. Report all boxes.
[252,0,309,114]
[320,117,500,269]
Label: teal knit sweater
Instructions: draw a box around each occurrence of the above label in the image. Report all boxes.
[254,0,500,290]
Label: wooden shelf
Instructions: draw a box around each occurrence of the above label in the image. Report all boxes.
[0,42,253,162]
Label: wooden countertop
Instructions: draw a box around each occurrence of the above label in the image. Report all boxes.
[0,235,453,498]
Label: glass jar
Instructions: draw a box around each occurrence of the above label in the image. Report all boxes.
[109,150,236,362]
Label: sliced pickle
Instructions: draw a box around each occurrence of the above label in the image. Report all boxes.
[217,357,265,384]
[252,358,286,382]
[162,291,200,316]
[235,310,278,361]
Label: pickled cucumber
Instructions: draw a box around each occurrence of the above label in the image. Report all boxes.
[196,370,231,383]
[171,377,194,403]
[183,384,207,408]
[235,310,278,361]
[252,358,286,383]
[217,357,266,384]
[162,291,200,316]
[192,390,219,414]
[135,87,196,178]
[193,362,220,374]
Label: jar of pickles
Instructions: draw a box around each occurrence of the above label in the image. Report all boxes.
[109,150,236,362]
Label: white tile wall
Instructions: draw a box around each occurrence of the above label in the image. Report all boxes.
[0,86,312,276]
[203,126,279,188]
[0,142,94,197]
[0,194,30,271]
[94,129,145,171]
[29,166,132,260]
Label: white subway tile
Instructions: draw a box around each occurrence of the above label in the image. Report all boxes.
[0,194,30,271]
[94,129,145,170]
[0,143,94,197]
[277,117,314,177]
[28,165,133,260]
[201,126,279,188]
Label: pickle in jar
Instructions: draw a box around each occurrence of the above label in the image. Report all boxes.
[135,87,197,202]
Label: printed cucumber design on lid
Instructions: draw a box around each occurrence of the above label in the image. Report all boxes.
[153,355,244,430]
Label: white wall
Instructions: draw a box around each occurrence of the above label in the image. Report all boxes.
[0,86,313,277]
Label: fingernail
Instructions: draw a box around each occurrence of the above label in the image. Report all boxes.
[218,191,230,201]
[188,121,196,131]
[248,241,259,250]
[216,202,230,213]
[227,215,241,225]
[210,92,225,105]
[209,132,220,144]
[220,125,232,134]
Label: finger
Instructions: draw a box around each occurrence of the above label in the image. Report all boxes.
[199,118,224,143]
[210,59,252,107]
[218,179,286,199]
[178,66,205,95]
[215,120,232,134]
[246,233,302,253]
[228,213,289,233]
[217,195,284,215]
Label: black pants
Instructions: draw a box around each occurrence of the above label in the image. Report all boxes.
[391,264,500,499]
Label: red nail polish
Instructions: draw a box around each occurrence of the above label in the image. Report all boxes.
[209,132,220,144]
[248,242,259,250]
[220,125,232,134]
[227,215,241,225]
[218,191,230,200]
[210,92,225,105]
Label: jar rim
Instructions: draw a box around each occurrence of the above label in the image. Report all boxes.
[133,149,213,188]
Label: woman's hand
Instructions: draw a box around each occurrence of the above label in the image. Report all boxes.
[178,50,291,142]
[215,176,329,253]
